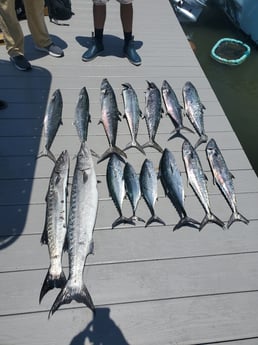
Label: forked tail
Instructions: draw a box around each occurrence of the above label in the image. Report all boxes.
[227,211,249,229]
[39,269,66,303]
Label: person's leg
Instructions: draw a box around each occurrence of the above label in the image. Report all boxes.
[82,1,107,62]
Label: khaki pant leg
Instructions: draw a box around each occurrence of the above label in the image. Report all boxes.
[23,0,52,48]
[0,0,24,57]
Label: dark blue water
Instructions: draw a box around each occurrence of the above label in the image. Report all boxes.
[180,3,258,176]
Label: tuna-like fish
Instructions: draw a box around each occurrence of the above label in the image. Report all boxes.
[161,80,194,140]
[121,83,145,155]
[142,81,163,153]
[159,148,200,230]
[98,78,127,163]
[74,86,91,142]
[140,159,166,227]
[106,154,135,228]
[206,138,249,228]
[39,150,69,303]
[182,81,207,149]
[49,142,98,317]
[124,162,145,224]
[38,89,63,163]
[182,140,225,230]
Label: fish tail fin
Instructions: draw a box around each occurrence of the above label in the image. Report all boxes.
[173,216,200,231]
[200,213,225,231]
[182,125,195,134]
[194,134,208,149]
[49,282,95,318]
[37,149,56,163]
[142,140,163,153]
[130,215,145,224]
[112,216,136,228]
[39,269,66,304]
[97,146,127,164]
[124,140,146,155]
[145,215,166,227]
[227,211,249,229]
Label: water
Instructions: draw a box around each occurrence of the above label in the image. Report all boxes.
[179,3,258,176]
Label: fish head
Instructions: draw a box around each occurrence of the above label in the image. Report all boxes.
[206,138,218,157]
[182,139,194,159]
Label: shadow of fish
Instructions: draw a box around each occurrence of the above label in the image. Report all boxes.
[124,162,145,224]
[106,154,135,228]
[140,159,165,227]
[206,138,249,229]
[97,78,127,163]
[49,142,98,318]
[142,81,163,153]
[39,150,69,303]
[182,81,208,149]
[38,89,63,163]
[161,80,194,141]
[182,139,225,230]
[121,82,145,155]
[159,148,200,231]
[74,86,91,142]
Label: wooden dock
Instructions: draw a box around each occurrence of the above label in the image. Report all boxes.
[1,1,258,344]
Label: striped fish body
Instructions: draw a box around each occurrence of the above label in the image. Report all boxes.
[40,150,69,303]
[49,142,98,317]
[74,86,91,142]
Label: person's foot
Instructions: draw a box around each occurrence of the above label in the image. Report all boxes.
[124,38,141,66]
[10,55,32,71]
[35,43,64,57]
[0,100,7,110]
[82,37,104,62]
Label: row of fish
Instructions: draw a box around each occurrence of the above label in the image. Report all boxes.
[40,142,98,317]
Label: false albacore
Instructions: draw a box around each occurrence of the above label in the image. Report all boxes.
[121,82,145,155]
[106,154,135,228]
[39,150,69,303]
[74,86,91,143]
[161,80,194,140]
[98,78,127,163]
[49,142,98,317]
[159,148,200,231]
[140,159,165,227]
[142,81,163,153]
[182,81,208,149]
[206,138,249,229]
[38,89,63,163]
[182,140,225,230]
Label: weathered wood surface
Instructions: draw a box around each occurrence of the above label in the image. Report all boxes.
[0,0,258,344]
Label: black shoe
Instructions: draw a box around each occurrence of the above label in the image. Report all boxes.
[0,100,7,110]
[10,55,31,71]
[124,38,141,66]
[82,37,104,62]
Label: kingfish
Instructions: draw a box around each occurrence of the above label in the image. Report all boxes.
[159,148,200,230]
[38,89,63,163]
[121,82,145,155]
[182,81,208,149]
[39,150,69,303]
[140,159,166,227]
[206,138,249,228]
[98,78,127,163]
[49,142,98,317]
[74,86,91,143]
[124,162,145,224]
[182,140,225,230]
[106,154,135,228]
[142,81,163,153]
[161,80,194,140]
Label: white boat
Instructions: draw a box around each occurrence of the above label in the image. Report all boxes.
[170,0,208,22]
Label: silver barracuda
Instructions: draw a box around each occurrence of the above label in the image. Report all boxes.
[121,82,145,155]
[142,81,163,153]
[49,142,98,317]
[74,86,91,143]
[161,80,194,140]
[206,138,249,229]
[182,81,208,149]
[106,154,135,228]
[159,148,200,231]
[38,89,63,163]
[182,140,225,230]
[98,78,127,163]
[39,150,69,303]
[140,159,166,227]
[124,162,145,224]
